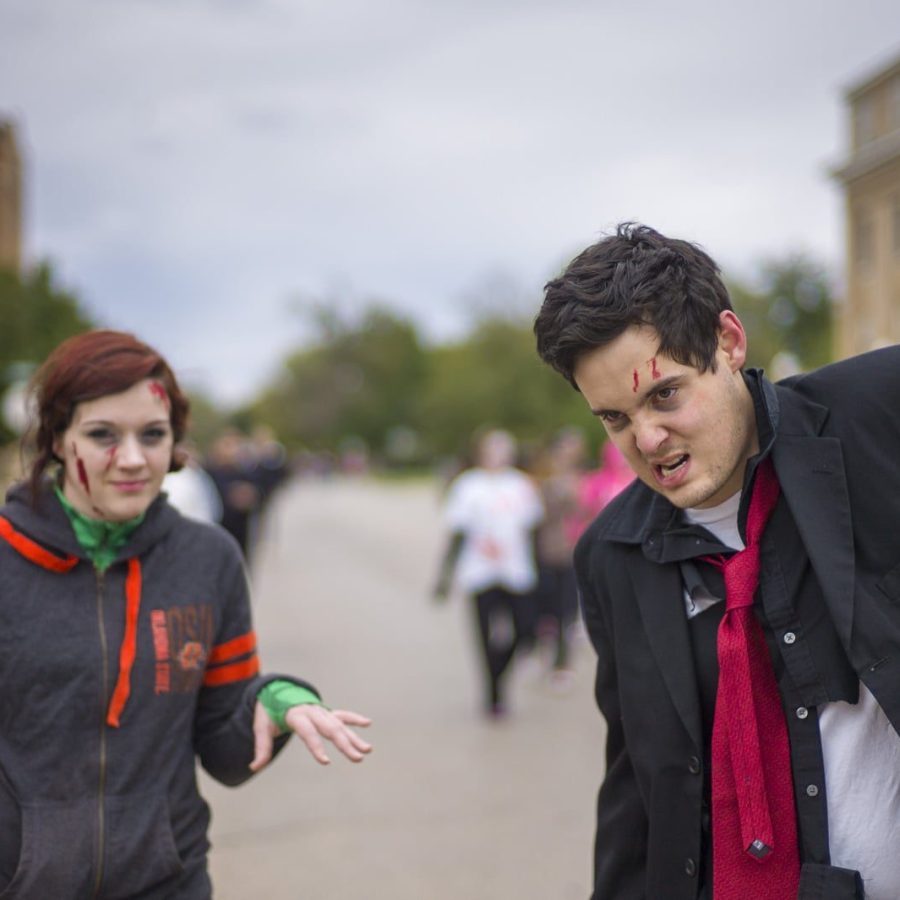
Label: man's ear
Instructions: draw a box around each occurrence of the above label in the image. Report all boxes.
[717,310,748,372]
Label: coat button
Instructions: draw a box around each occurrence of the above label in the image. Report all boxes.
[684,858,697,877]
[796,707,809,719]
[688,756,701,775]
[806,784,819,798]
[783,631,797,645]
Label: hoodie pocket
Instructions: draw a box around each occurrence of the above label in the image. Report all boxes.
[0,799,95,899]
[101,789,184,900]
[0,789,183,900]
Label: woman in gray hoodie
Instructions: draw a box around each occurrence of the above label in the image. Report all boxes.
[0,329,372,899]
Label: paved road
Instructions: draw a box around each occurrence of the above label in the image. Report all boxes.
[200,476,606,900]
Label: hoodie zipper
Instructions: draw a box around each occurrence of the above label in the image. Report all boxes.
[93,567,109,899]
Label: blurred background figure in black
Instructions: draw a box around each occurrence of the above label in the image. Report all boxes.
[206,427,261,560]
[249,424,289,514]
[532,426,587,690]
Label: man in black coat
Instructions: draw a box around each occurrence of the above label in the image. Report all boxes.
[534,223,900,900]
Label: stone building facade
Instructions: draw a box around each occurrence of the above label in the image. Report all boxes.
[832,52,900,357]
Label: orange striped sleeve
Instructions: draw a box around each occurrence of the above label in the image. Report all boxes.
[208,631,257,665]
[202,656,260,687]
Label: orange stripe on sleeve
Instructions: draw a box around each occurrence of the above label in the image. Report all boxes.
[202,655,260,687]
[208,631,257,665]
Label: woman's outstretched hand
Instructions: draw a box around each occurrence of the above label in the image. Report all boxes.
[250,702,373,771]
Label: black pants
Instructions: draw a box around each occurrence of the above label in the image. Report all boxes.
[536,563,579,670]
[472,586,533,709]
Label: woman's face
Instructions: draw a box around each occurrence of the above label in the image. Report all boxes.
[54,378,174,522]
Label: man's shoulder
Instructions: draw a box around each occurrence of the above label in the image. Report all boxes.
[780,345,900,401]
[772,345,899,446]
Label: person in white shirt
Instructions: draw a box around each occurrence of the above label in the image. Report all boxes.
[433,429,544,717]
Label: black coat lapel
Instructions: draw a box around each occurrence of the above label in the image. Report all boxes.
[772,435,855,649]
[631,560,703,747]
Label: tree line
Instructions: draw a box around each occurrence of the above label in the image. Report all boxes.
[246,254,834,464]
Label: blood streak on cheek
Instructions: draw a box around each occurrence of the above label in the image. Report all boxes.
[632,370,640,392]
[650,357,661,379]
[105,446,117,472]
[73,443,91,496]
[148,380,171,411]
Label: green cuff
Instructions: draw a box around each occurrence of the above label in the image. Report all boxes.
[258,680,323,733]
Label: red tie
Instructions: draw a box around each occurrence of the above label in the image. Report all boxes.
[709,458,801,899]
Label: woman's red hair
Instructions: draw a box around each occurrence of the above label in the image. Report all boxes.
[27,330,190,498]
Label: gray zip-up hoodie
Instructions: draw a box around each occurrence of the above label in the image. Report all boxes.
[0,482,316,899]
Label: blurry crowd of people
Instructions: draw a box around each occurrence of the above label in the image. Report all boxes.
[434,426,634,718]
[163,425,290,561]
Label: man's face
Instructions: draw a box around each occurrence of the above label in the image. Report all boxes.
[572,312,758,510]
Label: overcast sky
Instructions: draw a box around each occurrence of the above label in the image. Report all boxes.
[2,1,898,404]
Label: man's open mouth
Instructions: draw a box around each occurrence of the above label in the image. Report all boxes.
[654,454,689,477]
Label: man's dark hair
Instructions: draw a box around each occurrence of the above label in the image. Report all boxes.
[534,223,733,388]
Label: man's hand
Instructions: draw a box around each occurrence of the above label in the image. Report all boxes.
[250,701,372,771]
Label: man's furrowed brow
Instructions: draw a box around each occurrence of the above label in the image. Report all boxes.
[589,375,681,417]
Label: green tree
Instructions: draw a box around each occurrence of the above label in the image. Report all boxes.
[729,254,835,375]
[419,316,589,458]
[0,263,94,440]
[251,305,428,458]
[245,251,836,469]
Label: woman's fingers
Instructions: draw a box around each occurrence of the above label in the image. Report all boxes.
[285,706,373,764]
[331,709,373,728]
[323,709,373,759]
[288,708,334,765]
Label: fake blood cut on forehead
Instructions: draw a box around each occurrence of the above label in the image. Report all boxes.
[148,380,170,411]
[633,358,662,394]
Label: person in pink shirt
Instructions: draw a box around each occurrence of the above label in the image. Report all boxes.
[570,441,635,543]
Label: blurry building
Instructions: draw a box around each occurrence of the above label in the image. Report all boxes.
[832,51,900,357]
[0,120,22,273]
